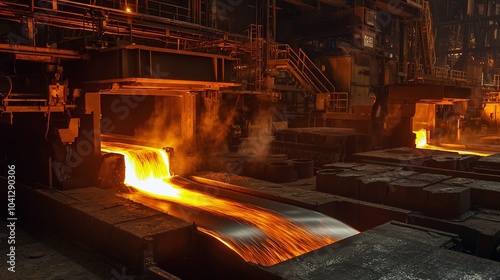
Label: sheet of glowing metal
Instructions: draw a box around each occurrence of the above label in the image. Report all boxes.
[122,176,358,267]
[170,176,358,241]
[102,141,358,267]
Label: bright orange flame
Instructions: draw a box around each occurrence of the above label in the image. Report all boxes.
[101,141,347,266]
[125,6,132,13]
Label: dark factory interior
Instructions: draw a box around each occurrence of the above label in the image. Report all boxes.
[1,0,500,279]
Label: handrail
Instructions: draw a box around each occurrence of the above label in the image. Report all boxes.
[298,48,335,92]
[494,74,500,90]
[450,70,467,81]
[268,43,335,94]
[329,92,349,112]
[433,66,448,78]
[484,91,500,103]
[2,0,246,53]
[268,43,346,112]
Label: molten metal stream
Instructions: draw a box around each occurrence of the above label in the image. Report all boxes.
[101,142,355,266]
[414,129,492,156]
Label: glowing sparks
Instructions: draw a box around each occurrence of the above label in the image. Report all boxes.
[101,141,351,266]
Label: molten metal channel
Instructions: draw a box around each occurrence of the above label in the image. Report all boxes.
[413,129,493,156]
[101,141,358,267]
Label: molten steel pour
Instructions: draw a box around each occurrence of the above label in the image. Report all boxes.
[414,129,493,157]
[101,142,357,266]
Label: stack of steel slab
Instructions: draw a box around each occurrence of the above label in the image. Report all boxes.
[266,222,500,280]
[474,153,500,175]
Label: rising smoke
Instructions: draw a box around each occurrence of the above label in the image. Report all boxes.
[134,96,182,149]
[238,107,274,158]
[134,93,279,174]
[133,96,193,175]
[197,92,233,156]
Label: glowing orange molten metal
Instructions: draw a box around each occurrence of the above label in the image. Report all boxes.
[414,129,428,147]
[101,142,342,266]
[413,129,492,156]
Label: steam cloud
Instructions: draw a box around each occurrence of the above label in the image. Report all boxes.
[239,107,274,158]
[134,96,182,149]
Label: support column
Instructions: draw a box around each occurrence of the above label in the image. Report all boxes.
[84,92,101,157]
[182,91,197,154]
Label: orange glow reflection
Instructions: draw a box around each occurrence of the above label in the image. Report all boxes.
[101,141,344,266]
[413,129,492,156]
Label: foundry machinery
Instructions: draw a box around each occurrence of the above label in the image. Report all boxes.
[0,0,246,187]
[1,0,499,188]
[1,2,500,278]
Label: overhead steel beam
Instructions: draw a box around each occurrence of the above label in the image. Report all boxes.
[0,44,82,60]
[87,78,240,93]
[69,44,240,92]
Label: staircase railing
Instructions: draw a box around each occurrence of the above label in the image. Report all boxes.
[268,44,335,93]
[267,43,348,112]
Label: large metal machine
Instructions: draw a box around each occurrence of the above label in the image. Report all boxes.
[1,1,500,279]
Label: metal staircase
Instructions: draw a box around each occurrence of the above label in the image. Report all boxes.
[267,43,348,113]
[420,0,436,75]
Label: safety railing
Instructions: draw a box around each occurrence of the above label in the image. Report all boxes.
[329,92,349,113]
[450,70,467,81]
[267,43,347,112]
[483,91,500,103]
[268,43,335,94]
[433,66,449,78]
[98,0,195,22]
[405,62,424,79]
[494,74,500,90]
